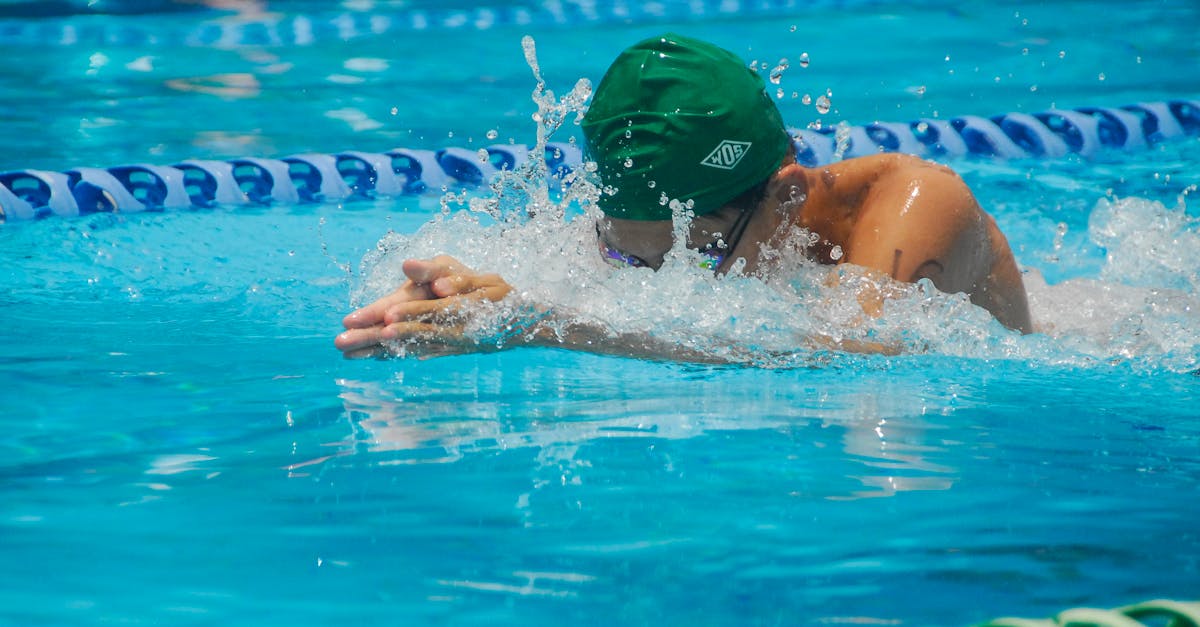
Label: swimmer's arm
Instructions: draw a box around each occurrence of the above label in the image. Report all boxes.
[335,256,720,362]
[842,158,1032,333]
[336,256,899,360]
[353,299,895,362]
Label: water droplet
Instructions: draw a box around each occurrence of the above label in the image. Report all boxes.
[915,121,929,133]
[776,88,784,99]
[815,94,831,114]
[791,91,799,99]
[1098,72,1106,81]
[447,131,454,138]
[798,52,810,68]
[477,148,489,163]
[1030,84,1038,92]
[624,129,632,139]
[915,85,926,95]
[486,129,498,140]
[1058,50,1066,59]
[769,58,789,84]
[647,180,656,189]
[801,93,812,105]
[829,245,843,260]
[389,106,398,115]
[659,193,669,206]
[623,158,633,168]
[789,25,797,32]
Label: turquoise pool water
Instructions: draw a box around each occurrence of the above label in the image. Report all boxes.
[2,1,1198,625]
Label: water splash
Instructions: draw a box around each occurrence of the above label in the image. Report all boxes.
[353,41,1200,374]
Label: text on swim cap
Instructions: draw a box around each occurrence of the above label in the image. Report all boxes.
[701,140,752,170]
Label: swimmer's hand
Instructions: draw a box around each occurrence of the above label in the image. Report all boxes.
[335,256,902,362]
[335,255,513,359]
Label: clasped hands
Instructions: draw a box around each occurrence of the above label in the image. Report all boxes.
[334,255,513,359]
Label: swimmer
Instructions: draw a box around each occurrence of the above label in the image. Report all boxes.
[336,33,1033,360]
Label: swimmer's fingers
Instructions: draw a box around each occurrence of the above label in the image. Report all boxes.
[383,277,514,325]
[335,325,393,355]
[341,345,389,360]
[806,334,902,356]
[341,254,478,330]
[341,281,437,330]
[382,297,468,324]
[379,320,486,359]
[336,319,477,358]
[429,272,513,301]
[402,255,468,282]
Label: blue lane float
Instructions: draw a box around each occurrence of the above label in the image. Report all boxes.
[0,0,881,49]
[2,100,1198,223]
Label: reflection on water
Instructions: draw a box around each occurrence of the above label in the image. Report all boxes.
[323,361,963,502]
[165,72,262,99]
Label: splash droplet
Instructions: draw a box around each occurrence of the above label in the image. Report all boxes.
[623,158,633,168]
[829,245,843,260]
[486,129,498,140]
[769,58,789,84]
[798,52,810,68]
[801,93,812,105]
[815,94,831,114]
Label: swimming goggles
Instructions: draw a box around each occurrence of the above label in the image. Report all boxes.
[597,204,756,272]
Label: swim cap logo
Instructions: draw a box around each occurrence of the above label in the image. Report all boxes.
[700,140,752,170]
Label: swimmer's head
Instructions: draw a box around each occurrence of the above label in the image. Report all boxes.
[581,33,791,221]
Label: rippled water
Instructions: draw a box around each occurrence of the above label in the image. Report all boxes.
[2,1,1199,625]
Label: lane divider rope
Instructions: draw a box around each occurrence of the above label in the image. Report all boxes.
[0,0,881,48]
[979,598,1200,627]
[2,99,1197,223]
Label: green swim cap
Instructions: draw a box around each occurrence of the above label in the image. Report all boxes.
[581,33,790,221]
